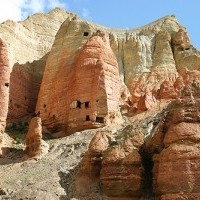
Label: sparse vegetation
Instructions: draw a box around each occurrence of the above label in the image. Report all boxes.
[6,121,29,144]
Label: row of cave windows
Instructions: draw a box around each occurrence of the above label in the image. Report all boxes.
[76,101,89,109]
[40,99,104,122]
[85,115,104,123]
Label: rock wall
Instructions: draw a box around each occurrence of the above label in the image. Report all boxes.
[153,83,200,199]
[37,31,121,136]
[0,8,73,122]
[36,15,184,135]
[0,38,10,155]
[8,55,47,122]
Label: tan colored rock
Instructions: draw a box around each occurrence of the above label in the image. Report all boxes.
[24,117,49,159]
[0,38,10,155]
[0,8,72,67]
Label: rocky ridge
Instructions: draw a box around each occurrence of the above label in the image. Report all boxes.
[0,8,200,200]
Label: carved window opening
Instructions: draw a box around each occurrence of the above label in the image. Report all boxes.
[86,115,90,121]
[83,32,89,36]
[77,101,81,109]
[96,116,104,123]
[43,104,46,108]
[5,83,9,87]
[85,101,90,108]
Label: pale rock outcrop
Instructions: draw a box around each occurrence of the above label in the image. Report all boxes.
[0,8,72,67]
[0,38,10,155]
[24,117,49,159]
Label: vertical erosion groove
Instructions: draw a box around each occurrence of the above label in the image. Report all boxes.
[139,145,155,200]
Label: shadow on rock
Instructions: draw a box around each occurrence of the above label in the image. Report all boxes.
[58,166,79,200]
[0,147,24,165]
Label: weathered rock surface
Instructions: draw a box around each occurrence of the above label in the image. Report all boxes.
[100,126,144,199]
[0,8,73,122]
[37,31,122,135]
[75,131,111,196]
[0,38,10,155]
[152,83,200,199]
[1,8,200,200]
[25,117,49,159]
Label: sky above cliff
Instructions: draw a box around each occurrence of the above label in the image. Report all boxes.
[0,0,199,49]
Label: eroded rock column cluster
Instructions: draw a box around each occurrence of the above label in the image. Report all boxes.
[153,82,200,199]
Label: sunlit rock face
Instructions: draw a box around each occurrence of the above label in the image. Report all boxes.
[37,30,121,136]
[152,83,200,199]
[0,38,10,155]
[0,8,72,122]
[24,117,49,159]
[1,8,200,198]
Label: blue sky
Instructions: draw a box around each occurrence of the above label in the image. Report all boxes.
[0,0,199,49]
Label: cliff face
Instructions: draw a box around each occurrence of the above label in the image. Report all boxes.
[0,8,73,122]
[153,83,200,199]
[1,8,200,199]
[36,31,121,135]
[36,14,200,136]
[0,38,10,155]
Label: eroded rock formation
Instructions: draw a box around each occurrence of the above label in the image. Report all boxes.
[24,117,49,159]
[37,31,122,136]
[100,126,144,199]
[0,38,10,155]
[0,8,73,122]
[75,131,111,196]
[153,83,200,199]
[1,8,200,199]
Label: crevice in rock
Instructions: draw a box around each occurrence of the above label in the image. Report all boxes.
[140,144,155,200]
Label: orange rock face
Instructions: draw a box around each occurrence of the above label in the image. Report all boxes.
[100,127,144,199]
[8,58,46,122]
[37,32,121,136]
[0,38,10,155]
[153,83,200,199]
[25,117,49,159]
[75,131,110,196]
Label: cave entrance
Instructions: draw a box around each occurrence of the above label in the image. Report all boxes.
[5,83,9,87]
[86,115,90,121]
[77,101,81,108]
[96,117,104,123]
[85,101,90,108]
[83,31,89,36]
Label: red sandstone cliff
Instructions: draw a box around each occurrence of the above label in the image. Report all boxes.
[1,9,200,199]
[36,31,121,136]
[0,38,10,155]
